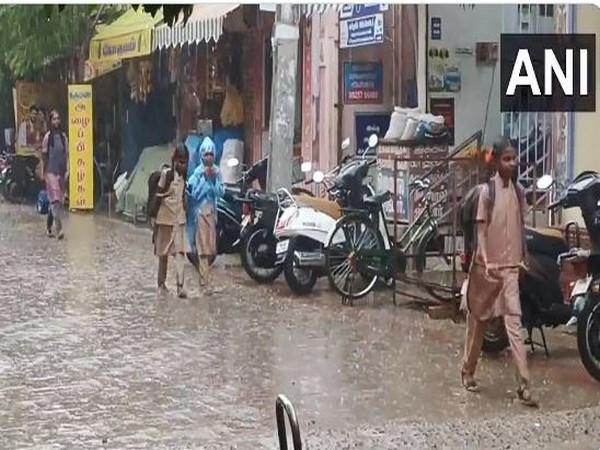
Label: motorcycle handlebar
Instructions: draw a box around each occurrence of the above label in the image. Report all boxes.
[557,248,590,265]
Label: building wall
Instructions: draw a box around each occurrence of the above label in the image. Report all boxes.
[426,4,506,149]
[339,10,395,156]
[564,4,600,225]
[304,7,418,172]
[317,12,340,173]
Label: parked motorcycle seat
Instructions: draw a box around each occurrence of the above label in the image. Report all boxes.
[293,194,342,220]
[524,226,568,259]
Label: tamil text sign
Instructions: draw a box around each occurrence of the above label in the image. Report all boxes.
[355,112,390,156]
[68,85,94,210]
[344,61,383,104]
[501,33,596,112]
[339,5,386,49]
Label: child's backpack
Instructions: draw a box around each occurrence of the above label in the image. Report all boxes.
[36,189,49,215]
[147,166,174,220]
[458,178,525,269]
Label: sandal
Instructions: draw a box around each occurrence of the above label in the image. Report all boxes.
[177,284,188,299]
[461,368,480,392]
[517,386,539,408]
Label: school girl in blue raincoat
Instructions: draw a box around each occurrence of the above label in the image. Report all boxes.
[186,137,224,293]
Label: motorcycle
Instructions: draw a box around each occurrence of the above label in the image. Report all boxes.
[273,135,379,295]
[238,138,358,285]
[239,188,284,284]
[1,154,43,203]
[538,171,600,382]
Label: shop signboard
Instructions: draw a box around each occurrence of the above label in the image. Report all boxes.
[430,97,455,145]
[339,4,387,49]
[344,61,383,104]
[14,81,67,156]
[68,85,94,210]
[355,112,390,156]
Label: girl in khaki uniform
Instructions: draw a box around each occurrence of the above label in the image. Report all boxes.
[186,138,224,294]
[154,144,190,298]
[461,136,539,408]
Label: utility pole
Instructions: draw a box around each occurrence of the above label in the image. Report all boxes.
[267,3,299,192]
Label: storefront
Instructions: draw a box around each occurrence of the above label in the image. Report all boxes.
[86,7,169,176]
[152,4,273,167]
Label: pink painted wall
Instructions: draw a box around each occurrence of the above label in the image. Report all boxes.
[315,11,339,173]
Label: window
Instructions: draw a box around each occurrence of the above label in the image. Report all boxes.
[538,4,554,17]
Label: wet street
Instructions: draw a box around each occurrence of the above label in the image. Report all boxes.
[2,202,600,449]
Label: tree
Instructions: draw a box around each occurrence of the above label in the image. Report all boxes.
[0,4,120,81]
[0,4,120,126]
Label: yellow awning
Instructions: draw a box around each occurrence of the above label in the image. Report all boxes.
[89,7,164,63]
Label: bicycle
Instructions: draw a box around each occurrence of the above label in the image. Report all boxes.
[324,178,460,306]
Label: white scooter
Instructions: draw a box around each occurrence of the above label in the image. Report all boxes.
[273,135,379,296]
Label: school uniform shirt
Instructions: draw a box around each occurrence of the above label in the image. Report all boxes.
[156,170,186,226]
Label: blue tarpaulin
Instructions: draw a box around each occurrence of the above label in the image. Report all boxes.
[185,126,244,175]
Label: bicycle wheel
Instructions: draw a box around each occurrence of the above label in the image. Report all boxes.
[325,213,385,300]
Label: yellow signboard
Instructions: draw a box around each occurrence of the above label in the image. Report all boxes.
[67,85,94,210]
[91,31,151,63]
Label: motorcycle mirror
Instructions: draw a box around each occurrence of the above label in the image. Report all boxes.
[536,174,554,190]
[227,158,240,168]
[301,161,312,173]
[341,138,350,150]
[367,134,379,149]
[313,170,325,183]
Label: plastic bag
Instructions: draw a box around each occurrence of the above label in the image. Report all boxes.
[220,85,244,127]
[37,189,49,215]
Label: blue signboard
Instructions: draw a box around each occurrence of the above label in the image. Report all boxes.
[339,4,387,48]
[344,61,383,104]
[355,113,391,156]
[340,4,389,20]
[340,13,385,48]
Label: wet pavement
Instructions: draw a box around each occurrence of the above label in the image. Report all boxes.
[1,202,600,449]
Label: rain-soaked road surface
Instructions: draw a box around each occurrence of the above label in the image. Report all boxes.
[1,202,600,449]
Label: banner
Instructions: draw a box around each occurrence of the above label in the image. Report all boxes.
[67,85,94,210]
[14,81,66,156]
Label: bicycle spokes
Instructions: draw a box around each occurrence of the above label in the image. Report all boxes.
[326,217,383,300]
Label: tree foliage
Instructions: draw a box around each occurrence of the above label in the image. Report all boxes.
[0,4,119,80]
[0,4,120,127]
[135,4,193,27]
